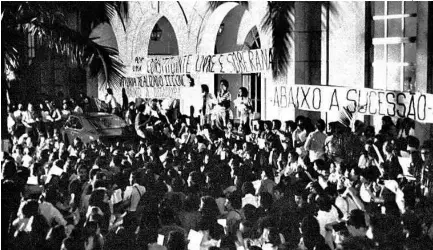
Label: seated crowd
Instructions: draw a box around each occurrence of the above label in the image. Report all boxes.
[2,95,433,250]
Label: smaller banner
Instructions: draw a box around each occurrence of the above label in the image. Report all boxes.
[272,84,433,123]
[120,75,187,99]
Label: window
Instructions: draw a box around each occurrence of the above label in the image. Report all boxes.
[371,1,417,91]
[27,32,35,62]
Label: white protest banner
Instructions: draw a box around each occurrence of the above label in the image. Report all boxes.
[120,74,186,99]
[130,48,273,75]
[272,84,433,123]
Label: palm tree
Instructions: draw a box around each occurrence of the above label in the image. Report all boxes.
[208,1,337,80]
[207,1,294,79]
[1,1,128,140]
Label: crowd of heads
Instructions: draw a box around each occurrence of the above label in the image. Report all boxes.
[2,92,433,250]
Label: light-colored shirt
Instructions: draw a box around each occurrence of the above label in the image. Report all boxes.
[316,206,340,237]
[39,201,67,226]
[13,110,24,123]
[242,194,259,208]
[304,130,327,162]
[200,93,216,115]
[22,111,37,125]
[105,94,118,109]
[234,97,252,122]
[123,184,146,212]
[22,154,33,168]
[335,196,359,219]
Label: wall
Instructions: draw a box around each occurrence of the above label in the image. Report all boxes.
[102,1,431,138]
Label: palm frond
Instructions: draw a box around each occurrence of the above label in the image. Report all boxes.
[262,2,294,79]
[28,13,124,85]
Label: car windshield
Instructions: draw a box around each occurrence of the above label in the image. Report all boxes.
[87,115,127,130]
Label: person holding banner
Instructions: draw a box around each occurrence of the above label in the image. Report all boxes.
[234,87,253,135]
[214,80,232,130]
[199,84,216,126]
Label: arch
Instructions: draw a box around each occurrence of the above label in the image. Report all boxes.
[198,2,268,55]
[130,2,188,60]
[148,16,179,55]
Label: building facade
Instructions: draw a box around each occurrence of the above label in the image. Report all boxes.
[98,1,432,140]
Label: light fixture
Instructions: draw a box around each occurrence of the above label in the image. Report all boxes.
[151,24,163,41]
[217,23,225,36]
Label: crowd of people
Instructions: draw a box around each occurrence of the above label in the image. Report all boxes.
[2,79,433,250]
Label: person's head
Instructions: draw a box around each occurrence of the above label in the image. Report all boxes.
[259,192,273,210]
[89,188,109,207]
[294,185,306,208]
[273,184,285,201]
[422,218,433,240]
[129,171,140,185]
[315,194,332,212]
[264,120,273,131]
[382,116,393,127]
[288,151,299,164]
[346,209,368,237]
[261,168,274,180]
[316,119,326,132]
[19,199,40,218]
[267,227,282,247]
[107,88,113,95]
[187,171,202,187]
[220,79,229,91]
[295,116,305,130]
[76,163,89,181]
[382,140,396,157]
[238,87,248,97]
[186,74,195,87]
[364,125,375,138]
[128,102,135,110]
[225,190,242,210]
[201,84,209,94]
[406,136,420,152]
[183,195,200,213]
[147,144,159,157]
[2,160,17,179]
[84,220,100,237]
[27,102,34,112]
[150,98,158,108]
[159,206,176,225]
[313,159,329,175]
[341,236,376,250]
[300,215,321,236]
[421,140,433,163]
[166,230,186,250]
[272,120,282,131]
[199,196,220,219]
[137,103,146,113]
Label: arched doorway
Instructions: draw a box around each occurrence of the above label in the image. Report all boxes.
[148,16,179,56]
[146,16,181,120]
[213,4,262,123]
